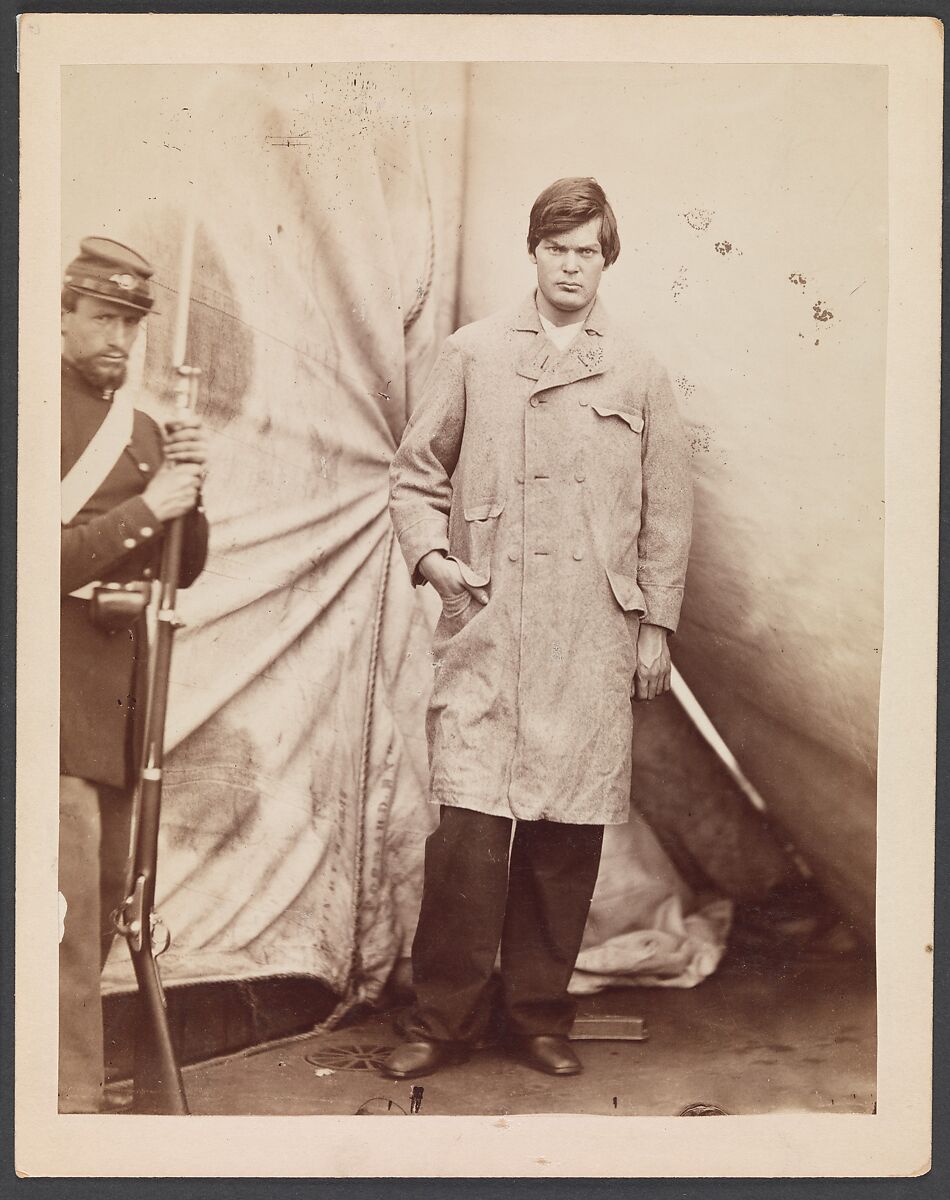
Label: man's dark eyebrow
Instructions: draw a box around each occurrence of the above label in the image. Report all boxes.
[544,238,601,251]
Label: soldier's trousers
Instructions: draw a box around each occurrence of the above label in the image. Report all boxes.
[58,776,133,1113]
[405,806,604,1044]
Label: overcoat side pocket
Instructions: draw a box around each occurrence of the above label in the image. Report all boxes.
[605,566,647,617]
[451,497,506,581]
[605,566,646,669]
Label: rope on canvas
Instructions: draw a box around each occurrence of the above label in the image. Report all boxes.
[310,525,395,1035]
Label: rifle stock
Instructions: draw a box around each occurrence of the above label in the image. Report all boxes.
[125,777,188,1114]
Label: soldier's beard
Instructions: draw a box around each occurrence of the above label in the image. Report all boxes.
[73,356,129,392]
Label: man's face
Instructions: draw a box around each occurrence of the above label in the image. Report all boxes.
[530,216,606,327]
[61,294,144,391]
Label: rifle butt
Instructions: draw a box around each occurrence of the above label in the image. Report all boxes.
[129,946,189,1115]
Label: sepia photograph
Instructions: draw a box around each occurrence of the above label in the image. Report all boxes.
[16,12,940,1179]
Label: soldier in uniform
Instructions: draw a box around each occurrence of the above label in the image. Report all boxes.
[59,237,210,1112]
[385,178,693,1080]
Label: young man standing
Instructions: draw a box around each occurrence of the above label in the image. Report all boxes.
[386,178,693,1079]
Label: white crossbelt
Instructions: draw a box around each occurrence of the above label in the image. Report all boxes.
[67,583,156,620]
[61,390,134,525]
[69,582,100,600]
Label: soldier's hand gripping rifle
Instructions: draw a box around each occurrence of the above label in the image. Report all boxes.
[113,226,200,1116]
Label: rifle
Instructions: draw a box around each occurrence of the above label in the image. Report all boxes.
[113,223,200,1115]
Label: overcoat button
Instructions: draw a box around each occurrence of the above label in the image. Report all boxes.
[575,471,586,483]
[138,462,151,472]
[140,526,154,538]
[507,548,520,562]
[122,537,136,549]
[529,396,540,408]
[578,397,589,407]
[572,549,584,561]
[515,473,524,484]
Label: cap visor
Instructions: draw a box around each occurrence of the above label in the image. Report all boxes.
[66,284,154,313]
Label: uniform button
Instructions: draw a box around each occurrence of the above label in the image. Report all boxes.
[572,549,584,561]
[123,537,136,549]
[515,473,525,484]
[529,396,540,408]
[507,547,520,562]
[578,397,589,407]
[143,568,153,579]
[138,462,151,473]
[140,526,154,538]
[575,471,586,483]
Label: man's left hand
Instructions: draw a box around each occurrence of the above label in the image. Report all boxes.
[164,413,209,468]
[633,623,671,702]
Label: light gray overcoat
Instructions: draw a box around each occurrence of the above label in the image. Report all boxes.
[390,294,693,824]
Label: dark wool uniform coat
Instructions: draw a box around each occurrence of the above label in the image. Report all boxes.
[61,360,209,790]
[389,295,693,826]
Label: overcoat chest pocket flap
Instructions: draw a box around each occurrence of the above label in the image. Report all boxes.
[590,404,645,434]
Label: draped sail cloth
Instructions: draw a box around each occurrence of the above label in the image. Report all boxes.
[571,811,732,994]
[62,64,737,1007]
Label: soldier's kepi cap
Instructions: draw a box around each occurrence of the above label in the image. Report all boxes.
[63,237,155,313]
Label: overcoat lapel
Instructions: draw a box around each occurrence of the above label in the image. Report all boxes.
[513,296,546,382]
[535,329,610,395]
[511,293,611,396]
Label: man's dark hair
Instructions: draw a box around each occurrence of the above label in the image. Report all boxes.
[61,286,79,312]
[527,177,620,267]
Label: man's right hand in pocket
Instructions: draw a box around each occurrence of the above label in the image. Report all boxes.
[419,550,489,605]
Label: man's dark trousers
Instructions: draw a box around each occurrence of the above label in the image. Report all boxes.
[406,806,604,1045]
